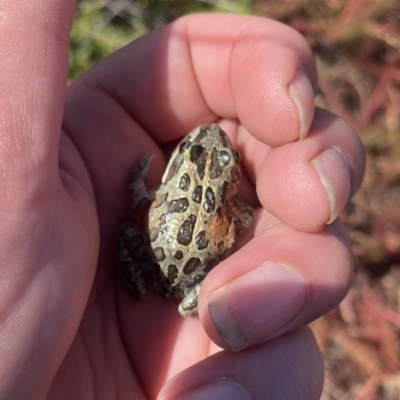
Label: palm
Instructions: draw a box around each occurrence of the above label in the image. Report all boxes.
[46,113,220,397]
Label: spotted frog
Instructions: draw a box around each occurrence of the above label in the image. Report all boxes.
[118,124,254,317]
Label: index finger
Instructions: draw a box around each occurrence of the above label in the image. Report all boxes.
[72,13,317,147]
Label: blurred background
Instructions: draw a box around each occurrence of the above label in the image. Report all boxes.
[70,1,400,398]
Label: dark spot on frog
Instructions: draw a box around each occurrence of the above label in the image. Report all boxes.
[167,198,189,213]
[153,247,165,261]
[179,141,187,153]
[179,173,191,191]
[194,126,208,143]
[192,185,203,203]
[177,214,196,245]
[219,181,229,203]
[204,187,215,213]
[216,128,228,147]
[199,124,228,147]
[209,148,222,179]
[195,230,209,250]
[183,257,201,274]
[190,144,203,161]
[174,250,183,260]
[167,264,178,283]
[190,145,207,180]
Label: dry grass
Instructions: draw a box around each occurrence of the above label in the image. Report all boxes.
[253,0,400,398]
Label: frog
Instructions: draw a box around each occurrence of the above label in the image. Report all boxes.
[118,123,254,317]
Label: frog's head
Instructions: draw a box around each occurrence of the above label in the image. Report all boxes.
[163,124,241,184]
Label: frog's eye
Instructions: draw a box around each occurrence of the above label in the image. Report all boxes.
[233,150,240,163]
[217,151,231,167]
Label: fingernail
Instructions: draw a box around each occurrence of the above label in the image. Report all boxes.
[174,381,251,400]
[208,262,306,352]
[311,147,351,224]
[289,67,314,140]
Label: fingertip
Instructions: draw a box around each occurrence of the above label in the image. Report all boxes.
[158,327,324,400]
[256,109,365,231]
[230,19,317,146]
[310,146,351,224]
[257,146,330,232]
[198,220,352,352]
[206,261,307,352]
[288,67,315,140]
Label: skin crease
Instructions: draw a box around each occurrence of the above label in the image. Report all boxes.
[0,2,365,400]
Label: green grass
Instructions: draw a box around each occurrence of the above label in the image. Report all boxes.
[69,0,254,79]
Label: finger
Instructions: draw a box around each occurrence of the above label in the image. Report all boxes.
[66,14,317,147]
[0,0,75,198]
[158,327,323,400]
[198,217,352,352]
[0,1,85,397]
[255,108,365,231]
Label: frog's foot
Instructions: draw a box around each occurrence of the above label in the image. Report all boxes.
[178,284,201,317]
[129,155,157,208]
[117,222,148,300]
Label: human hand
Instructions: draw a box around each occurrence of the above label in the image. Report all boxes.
[0,2,364,399]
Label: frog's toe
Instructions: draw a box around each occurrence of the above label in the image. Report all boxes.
[178,284,201,317]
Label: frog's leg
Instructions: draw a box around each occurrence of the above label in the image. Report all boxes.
[117,155,158,297]
[129,155,157,209]
[231,195,254,235]
[178,284,201,317]
[117,222,149,299]
[118,221,161,300]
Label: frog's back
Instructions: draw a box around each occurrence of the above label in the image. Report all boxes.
[147,124,241,298]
